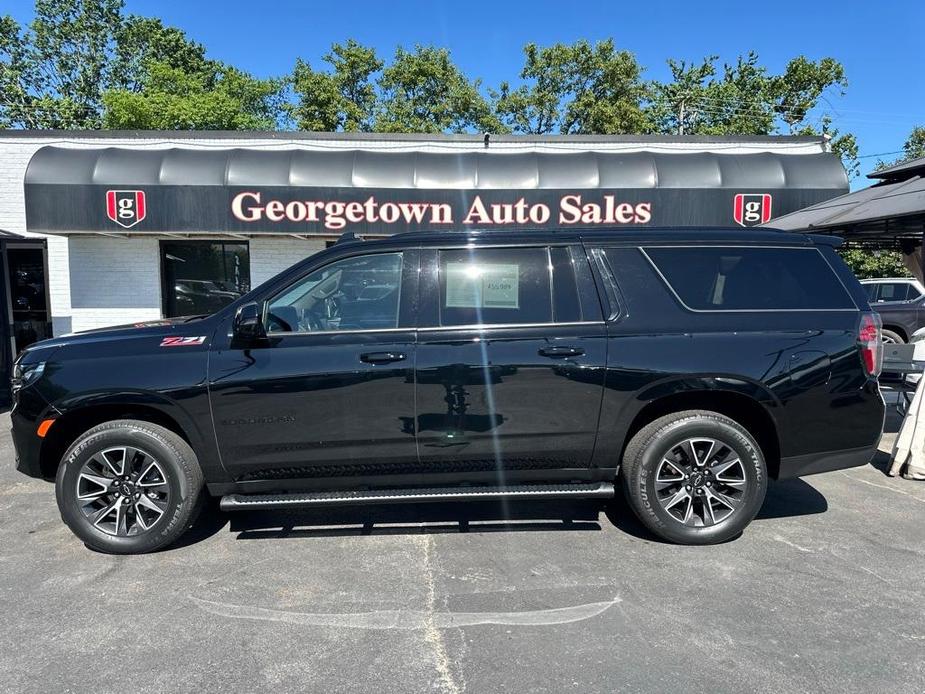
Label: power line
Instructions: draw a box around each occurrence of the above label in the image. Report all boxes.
[856,150,904,160]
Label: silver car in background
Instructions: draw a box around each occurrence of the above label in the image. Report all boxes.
[861,277,925,343]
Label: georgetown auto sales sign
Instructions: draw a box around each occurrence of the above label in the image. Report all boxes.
[230,191,654,229]
[26,185,830,235]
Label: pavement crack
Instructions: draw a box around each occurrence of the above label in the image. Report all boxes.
[772,535,813,553]
[417,534,463,694]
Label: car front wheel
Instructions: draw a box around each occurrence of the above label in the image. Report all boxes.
[621,410,767,544]
[56,420,204,554]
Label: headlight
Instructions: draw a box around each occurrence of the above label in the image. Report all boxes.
[11,361,45,394]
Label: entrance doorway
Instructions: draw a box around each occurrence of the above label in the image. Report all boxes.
[7,246,52,354]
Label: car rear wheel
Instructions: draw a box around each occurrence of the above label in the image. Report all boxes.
[56,420,204,554]
[621,410,767,544]
[880,328,904,344]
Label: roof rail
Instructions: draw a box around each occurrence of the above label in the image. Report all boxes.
[334,231,364,245]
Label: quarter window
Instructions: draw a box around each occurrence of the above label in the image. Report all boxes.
[872,282,917,302]
[438,248,552,326]
[644,246,854,311]
[267,252,402,333]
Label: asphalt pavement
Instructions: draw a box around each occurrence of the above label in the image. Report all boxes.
[1,409,923,694]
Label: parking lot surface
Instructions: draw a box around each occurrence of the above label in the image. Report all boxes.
[1,410,923,694]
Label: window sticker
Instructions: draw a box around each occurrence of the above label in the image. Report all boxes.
[445,263,520,310]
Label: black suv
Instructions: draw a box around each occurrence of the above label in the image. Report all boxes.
[11,228,885,553]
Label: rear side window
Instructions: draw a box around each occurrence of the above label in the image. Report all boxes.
[871,282,918,302]
[644,246,855,311]
[438,247,551,326]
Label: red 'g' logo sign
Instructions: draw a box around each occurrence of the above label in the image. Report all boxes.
[733,193,772,227]
[106,190,146,229]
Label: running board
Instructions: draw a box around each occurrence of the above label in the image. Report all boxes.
[219,481,615,511]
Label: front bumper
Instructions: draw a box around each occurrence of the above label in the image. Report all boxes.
[10,388,54,480]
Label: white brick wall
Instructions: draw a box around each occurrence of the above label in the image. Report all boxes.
[250,237,326,287]
[68,236,162,331]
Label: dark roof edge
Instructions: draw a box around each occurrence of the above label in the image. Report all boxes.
[867,155,925,180]
[0,129,827,145]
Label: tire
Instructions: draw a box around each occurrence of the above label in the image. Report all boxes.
[621,410,767,545]
[881,328,904,344]
[55,420,205,554]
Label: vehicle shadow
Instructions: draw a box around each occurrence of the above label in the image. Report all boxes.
[216,477,828,545]
[604,476,829,543]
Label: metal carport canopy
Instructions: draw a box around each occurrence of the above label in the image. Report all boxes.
[22,137,848,236]
[768,156,925,242]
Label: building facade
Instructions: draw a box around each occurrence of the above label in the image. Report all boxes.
[0,130,849,385]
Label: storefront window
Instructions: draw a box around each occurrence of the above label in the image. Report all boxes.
[160,241,250,318]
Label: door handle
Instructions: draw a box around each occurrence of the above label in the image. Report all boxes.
[538,346,585,358]
[360,351,407,364]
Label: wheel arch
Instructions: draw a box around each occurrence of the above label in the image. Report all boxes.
[880,324,908,342]
[38,393,201,480]
[618,386,782,479]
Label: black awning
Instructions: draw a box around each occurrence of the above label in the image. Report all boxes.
[24,146,848,235]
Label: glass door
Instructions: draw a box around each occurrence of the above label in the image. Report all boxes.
[7,246,51,354]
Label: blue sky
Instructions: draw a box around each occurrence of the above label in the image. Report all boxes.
[5,0,923,182]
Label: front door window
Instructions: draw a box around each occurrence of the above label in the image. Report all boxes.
[266,252,403,333]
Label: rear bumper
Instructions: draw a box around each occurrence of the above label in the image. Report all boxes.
[777,444,878,479]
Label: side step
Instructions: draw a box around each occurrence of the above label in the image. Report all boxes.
[219,481,615,512]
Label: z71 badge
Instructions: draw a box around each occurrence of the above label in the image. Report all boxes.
[160,336,207,347]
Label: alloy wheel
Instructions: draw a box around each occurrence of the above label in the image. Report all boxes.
[654,437,748,527]
[75,446,171,537]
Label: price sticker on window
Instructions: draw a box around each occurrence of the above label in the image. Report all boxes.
[445,263,520,309]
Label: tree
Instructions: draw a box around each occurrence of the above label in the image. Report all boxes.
[110,15,209,92]
[772,57,846,133]
[374,45,501,134]
[290,39,382,131]
[0,0,123,128]
[102,60,283,130]
[493,39,647,134]
[0,16,34,127]
[648,53,858,176]
[648,52,775,136]
[839,247,910,279]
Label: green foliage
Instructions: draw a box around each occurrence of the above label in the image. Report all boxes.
[647,53,856,175]
[772,57,846,132]
[1,0,283,130]
[492,39,648,134]
[839,248,910,279]
[1,0,122,128]
[648,52,778,136]
[110,15,209,92]
[102,60,282,130]
[289,40,383,132]
[375,45,501,134]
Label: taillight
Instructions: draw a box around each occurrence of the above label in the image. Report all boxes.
[858,312,882,377]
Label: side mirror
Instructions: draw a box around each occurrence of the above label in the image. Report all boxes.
[233,302,266,342]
